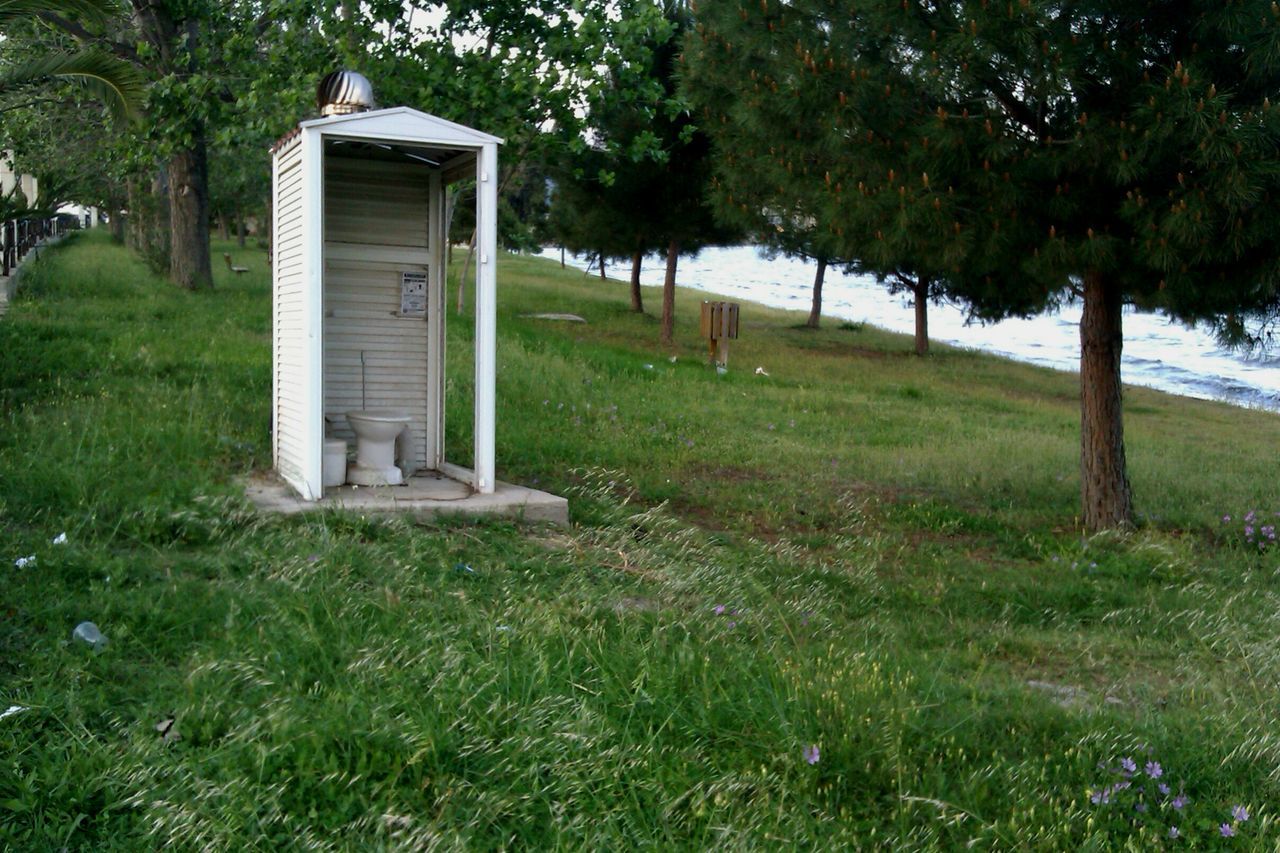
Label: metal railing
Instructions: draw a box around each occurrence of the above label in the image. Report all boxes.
[1,216,74,277]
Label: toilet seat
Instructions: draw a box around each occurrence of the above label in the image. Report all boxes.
[345,410,412,486]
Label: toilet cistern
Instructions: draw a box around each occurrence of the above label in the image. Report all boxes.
[345,410,412,486]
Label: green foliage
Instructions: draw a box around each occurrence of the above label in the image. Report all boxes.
[684,0,1280,334]
[5,188,1280,848]
[547,2,737,267]
[0,47,144,120]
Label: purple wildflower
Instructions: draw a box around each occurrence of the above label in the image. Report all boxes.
[1172,794,1188,810]
[1220,823,1235,838]
[1168,827,1179,840]
[726,621,736,629]
[1232,805,1249,822]
[1158,783,1170,796]
[1090,790,1105,805]
[713,604,726,615]
[804,744,820,765]
[1120,757,1137,775]
[1145,761,1163,779]
[1223,515,1231,523]
[1135,802,1147,813]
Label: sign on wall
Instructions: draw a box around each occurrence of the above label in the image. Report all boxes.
[400,270,427,317]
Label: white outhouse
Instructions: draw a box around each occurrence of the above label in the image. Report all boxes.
[270,82,501,502]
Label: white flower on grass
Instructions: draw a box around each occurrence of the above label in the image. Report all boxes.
[13,555,35,568]
[51,532,67,545]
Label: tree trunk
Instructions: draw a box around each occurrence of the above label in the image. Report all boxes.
[1079,269,1133,530]
[560,246,565,268]
[108,199,125,243]
[599,252,607,280]
[457,229,476,315]
[806,257,827,328]
[128,4,212,289]
[629,249,644,313]
[660,238,679,346]
[236,207,246,248]
[135,169,170,273]
[217,215,229,241]
[168,143,212,290]
[125,177,142,252]
[913,275,930,356]
[264,194,273,265]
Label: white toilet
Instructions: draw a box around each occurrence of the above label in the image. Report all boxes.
[345,410,412,486]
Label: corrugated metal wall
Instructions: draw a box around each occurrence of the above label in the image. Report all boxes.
[322,155,431,472]
[272,139,309,488]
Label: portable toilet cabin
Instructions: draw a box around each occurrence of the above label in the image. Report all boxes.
[270,73,500,501]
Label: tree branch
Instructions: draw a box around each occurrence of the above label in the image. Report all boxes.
[35,11,143,64]
[0,95,75,114]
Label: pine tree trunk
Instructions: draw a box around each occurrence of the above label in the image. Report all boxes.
[1080,269,1133,530]
[806,257,826,328]
[599,252,607,280]
[661,238,679,346]
[560,246,565,268]
[630,249,644,313]
[913,275,930,356]
[218,215,229,241]
[168,144,212,290]
[236,207,246,248]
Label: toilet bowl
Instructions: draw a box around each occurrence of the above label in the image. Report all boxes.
[345,410,412,486]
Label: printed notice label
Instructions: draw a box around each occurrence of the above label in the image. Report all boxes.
[400,270,427,316]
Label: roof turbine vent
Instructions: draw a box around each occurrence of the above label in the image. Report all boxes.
[317,70,375,117]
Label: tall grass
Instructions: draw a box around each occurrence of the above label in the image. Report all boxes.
[1,233,1278,848]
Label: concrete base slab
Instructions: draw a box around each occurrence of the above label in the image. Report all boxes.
[244,470,568,525]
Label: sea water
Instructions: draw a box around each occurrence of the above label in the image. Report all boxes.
[539,246,1280,413]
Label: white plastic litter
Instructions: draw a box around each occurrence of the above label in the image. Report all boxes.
[52,532,68,545]
[13,555,35,568]
[72,621,108,651]
[1,705,28,720]
[754,366,769,376]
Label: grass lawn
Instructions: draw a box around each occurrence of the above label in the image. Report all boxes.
[2,231,1279,848]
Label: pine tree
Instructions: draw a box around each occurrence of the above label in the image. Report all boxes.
[685,0,1280,530]
[551,1,737,339]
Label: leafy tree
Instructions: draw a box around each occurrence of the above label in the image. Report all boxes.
[0,96,121,216]
[336,1,667,251]
[686,0,1280,530]
[0,0,144,120]
[32,0,336,288]
[546,155,651,307]
[552,1,738,341]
